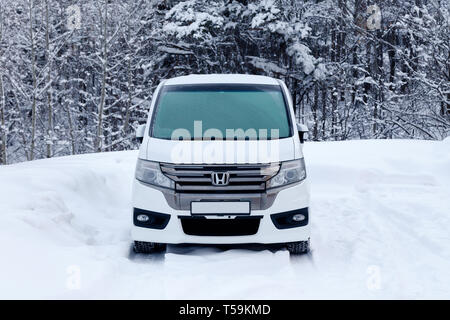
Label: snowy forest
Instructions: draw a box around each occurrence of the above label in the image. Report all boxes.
[0,0,448,164]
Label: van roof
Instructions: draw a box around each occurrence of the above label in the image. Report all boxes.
[163,74,280,86]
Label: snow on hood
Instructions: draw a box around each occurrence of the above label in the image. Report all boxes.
[143,137,298,164]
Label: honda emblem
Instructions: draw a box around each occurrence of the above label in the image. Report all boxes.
[211,172,230,186]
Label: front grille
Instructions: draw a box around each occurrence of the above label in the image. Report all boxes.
[179,216,262,236]
[160,163,279,193]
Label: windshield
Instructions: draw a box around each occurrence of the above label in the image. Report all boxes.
[150,84,292,140]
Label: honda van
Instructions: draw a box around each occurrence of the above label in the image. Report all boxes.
[132,74,310,254]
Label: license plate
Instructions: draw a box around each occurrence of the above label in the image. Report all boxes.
[190,201,250,215]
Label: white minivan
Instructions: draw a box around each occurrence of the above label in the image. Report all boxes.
[132,74,310,254]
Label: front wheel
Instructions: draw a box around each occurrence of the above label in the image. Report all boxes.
[286,239,310,254]
[133,241,167,254]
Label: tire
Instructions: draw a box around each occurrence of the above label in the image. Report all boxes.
[133,241,167,254]
[286,239,310,254]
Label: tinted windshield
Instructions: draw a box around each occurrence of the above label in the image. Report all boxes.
[151,84,292,140]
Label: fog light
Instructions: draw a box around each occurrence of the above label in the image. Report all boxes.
[136,214,150,222]
[292,214,305,222]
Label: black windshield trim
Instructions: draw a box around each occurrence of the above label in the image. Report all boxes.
[161,83,282,92]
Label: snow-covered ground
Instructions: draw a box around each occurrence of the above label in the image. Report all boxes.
[0,139,449,299]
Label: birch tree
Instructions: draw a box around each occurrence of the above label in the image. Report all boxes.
[44,0,53,158]
[28,0,37,160]
[95,0,108,153]
[0,3,6,164]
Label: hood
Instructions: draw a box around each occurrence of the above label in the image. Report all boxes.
[140,137,300,164]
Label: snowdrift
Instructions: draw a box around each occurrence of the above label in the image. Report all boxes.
[0,139,449,299]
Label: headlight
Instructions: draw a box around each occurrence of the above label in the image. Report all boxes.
[135,159,175,189]
[266,158,306,189]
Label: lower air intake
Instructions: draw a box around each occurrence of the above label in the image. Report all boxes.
[179,216,262,236]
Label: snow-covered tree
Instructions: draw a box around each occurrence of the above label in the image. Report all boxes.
[0,0,448,165]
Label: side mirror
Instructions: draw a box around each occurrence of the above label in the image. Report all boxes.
[135,124,146,144]
[297,123,308,144]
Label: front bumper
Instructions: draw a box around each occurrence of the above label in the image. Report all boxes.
[131,179,310,244]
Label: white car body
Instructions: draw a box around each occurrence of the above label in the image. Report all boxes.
[131,74,310,247]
